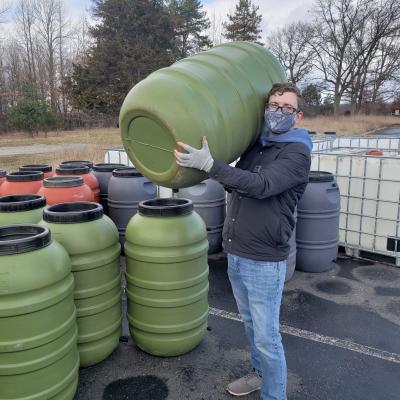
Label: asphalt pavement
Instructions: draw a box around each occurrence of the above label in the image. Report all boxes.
[75,253,400,400]
[374,124,400,136]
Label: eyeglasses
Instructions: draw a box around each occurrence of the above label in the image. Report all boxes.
[266,103,298,115]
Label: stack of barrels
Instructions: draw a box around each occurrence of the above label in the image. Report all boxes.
[0,160,125,400]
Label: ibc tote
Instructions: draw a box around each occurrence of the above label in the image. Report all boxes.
[119,41,287,188]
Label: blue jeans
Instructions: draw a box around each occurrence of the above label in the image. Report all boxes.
[227,253,287,400]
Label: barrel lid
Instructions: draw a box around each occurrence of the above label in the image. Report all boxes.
[0,225,51,255]
[0,169,6,177]
[139,198,193,217]
[20,164,52,173]
[93,163,127,172]
[0,195,46,212]
[56,165,90,175]
[60,160,93,168]
[112,167,142,177]
[309,171,334,182]
[44,176,84,188]
[43,202,103,223]
[6,171,44,181]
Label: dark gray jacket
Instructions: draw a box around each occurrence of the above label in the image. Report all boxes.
[208,140,311,261]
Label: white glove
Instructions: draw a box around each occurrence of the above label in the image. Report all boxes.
[174,136,214,173]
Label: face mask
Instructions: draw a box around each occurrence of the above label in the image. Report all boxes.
[264,109,296,134]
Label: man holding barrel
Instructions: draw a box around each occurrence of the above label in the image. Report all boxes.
[175,82,312,400]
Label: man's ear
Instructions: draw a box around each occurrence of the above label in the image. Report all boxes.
[295,111,304,124]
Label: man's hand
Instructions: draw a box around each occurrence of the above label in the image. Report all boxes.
[174,136,214,173]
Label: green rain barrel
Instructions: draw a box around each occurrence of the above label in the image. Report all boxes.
[125,198,209,356]
[120,41,287,188]
[0,194,46,225]
[41,202,122,367]
[0,225,79,400]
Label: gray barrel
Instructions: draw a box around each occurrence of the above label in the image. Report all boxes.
[285,209,297,282]
[108,168,157,247]
[92,163,126,214]
[177,179,226,254]
[296,171,340,272]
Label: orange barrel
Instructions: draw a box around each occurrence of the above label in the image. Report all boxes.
[0,170,5,187]
[20,164,54,178]
[56,165,100,203]
[0,171,43,196]
[38,176,94,205]
[60,160,93,169]
[365,149,384,156]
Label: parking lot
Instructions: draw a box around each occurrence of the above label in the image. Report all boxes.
[75,253,400,400]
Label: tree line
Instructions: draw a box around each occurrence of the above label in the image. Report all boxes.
[0,0,399,134]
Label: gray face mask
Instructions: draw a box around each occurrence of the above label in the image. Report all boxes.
[264,109,296,134]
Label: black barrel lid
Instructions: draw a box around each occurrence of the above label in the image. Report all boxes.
[93,163,127,172]
[43,176,84,188]
[112,167,142,177]
[20,164,52,173]
[60,160,93,168]
[6,171,44,181]
[0,225,51,255]
[56,165,90,175]
[0,194,46,212]
[0,169,6,177]
[43,202,103,223]
[309,171,334,182]
[139,198,193,217]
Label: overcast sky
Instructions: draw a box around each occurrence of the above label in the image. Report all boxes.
[65,0,314,36]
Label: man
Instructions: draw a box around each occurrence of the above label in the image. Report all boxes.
[174,82,312,400]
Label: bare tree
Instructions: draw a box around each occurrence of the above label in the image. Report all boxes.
[346,1,400,113]
[267,21,316,84]
[34,0,70,110]
[16,0,38,83]
[309,0,374,114]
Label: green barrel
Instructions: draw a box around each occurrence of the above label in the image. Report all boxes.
[120,41,287,188]
[0,225,79,400]
[125,198,209,356]
[0,194,46,226]
[41,202,122,367]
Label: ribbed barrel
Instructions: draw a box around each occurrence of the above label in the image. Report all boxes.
[41,203,122,367]
[92,163,126,214]
[296,172,340,272]
[120,41,287,188]
[177,179,226,254]
[38,176,94,205]
[0,171,43,195]
[125,198,209,356]
[56,165,100,203]
[108,168,157,247]
[20,164,54,178]
[0,225,79,400]
[0,194,46,225]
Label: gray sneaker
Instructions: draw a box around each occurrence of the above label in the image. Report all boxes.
[226,372,262,396]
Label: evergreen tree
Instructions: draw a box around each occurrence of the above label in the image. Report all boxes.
[223,0,262,42]
[302,84,321,107]
[167,0,211,59]
[8,82,59,135]
[65,0,176,115]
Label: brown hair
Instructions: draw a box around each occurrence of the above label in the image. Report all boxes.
[266,82,303,110]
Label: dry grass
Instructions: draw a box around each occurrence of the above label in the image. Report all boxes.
[0,128,122,172]
[1,115,399,172]
[0,146,109,172]
[299,114,400,136]
[0,127,121,147]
